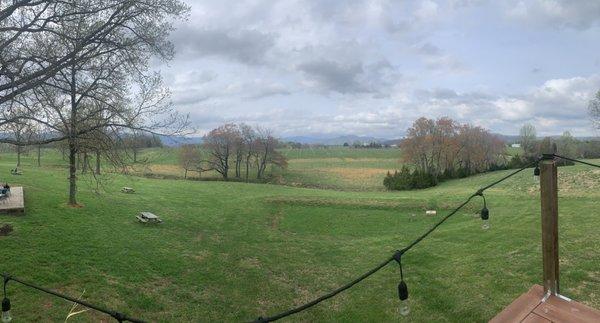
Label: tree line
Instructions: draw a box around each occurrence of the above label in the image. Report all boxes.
[385,117,507,190]
[516,123,600,165]
[179,123,287,181]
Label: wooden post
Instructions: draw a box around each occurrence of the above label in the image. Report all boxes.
[539,159,559,295]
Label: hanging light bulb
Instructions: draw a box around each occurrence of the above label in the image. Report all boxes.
[398,280,409,316]
[393,251,410,317]
[533,165,540,182]
[476,192,490,230]
[1,298,11,323]
[480,206,490,230]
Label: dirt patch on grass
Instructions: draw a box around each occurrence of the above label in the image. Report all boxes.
[191,250,210,262]
[270,210,283,230]
[239,257,261,269]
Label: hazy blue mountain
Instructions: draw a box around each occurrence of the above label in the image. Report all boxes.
[159,135,203,147]
[282,134,392,145]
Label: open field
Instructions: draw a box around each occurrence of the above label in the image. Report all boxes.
[129,146,404,191]
[0,152,598,322]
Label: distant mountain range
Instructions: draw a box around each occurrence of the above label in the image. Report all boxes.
[158,135,203,147]
[281,135,398,145]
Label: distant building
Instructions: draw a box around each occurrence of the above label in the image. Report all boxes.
[511,143,521,148]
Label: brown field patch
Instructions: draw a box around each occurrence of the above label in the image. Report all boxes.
[319,167,391,181]
[138,164,218,178]
[290,158,397,163]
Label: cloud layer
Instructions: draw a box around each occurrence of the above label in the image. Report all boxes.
[159,0,600,137]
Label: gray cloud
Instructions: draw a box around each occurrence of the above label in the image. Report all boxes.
[172,27,275,64]
[297,59,400,95]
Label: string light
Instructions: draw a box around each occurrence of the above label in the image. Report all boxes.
[393,251,409,316]
[1,298,10,323]
[2,276,10,323]
[476,192,490,230]
[0,273,144,323]
[251,160,539,322]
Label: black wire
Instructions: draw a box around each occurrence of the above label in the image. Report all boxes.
[552,154,600,169]
[3,275,7,299]
[1,273,145,323]
[252,161,538,322]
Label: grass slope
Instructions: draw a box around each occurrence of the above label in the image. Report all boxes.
[0,154,598,322]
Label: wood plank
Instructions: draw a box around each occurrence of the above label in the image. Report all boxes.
[521,313,551,323]
[489,285,544,323]
[0,187,24,214]
[533,294,600,323]
[540,160,560,294]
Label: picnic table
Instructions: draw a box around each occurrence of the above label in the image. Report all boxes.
[121,187,135,193]
[136,211,162,223]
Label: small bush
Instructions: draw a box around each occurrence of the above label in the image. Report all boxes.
[0,224,13,236]
[384,166,438,191]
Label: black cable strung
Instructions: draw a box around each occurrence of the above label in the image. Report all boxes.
[252,160,539,322]
[1,273,145,323]
[552,154,600,169]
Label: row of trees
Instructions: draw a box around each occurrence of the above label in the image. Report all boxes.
[386,117,507,190]
[179,124,287,180]
[0,0,189,205]
[402,117,506,177]
[518,124,600,161]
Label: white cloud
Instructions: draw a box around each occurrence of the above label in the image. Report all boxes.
[506,0,600,29]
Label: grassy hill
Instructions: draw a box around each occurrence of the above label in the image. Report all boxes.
[0,150,598,321]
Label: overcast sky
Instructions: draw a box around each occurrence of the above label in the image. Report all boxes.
[158,0,600,138]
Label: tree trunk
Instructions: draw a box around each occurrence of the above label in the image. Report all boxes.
[245,155,250,181]
[82,152,88,174]
[95,150,101,174]
[37,145,41,167]
[68,140,77,205]
[16,145,21,168]
[68,62,78,206]
[184,169,188,179]
[133,148,137,163]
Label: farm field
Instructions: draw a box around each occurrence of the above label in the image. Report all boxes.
[131,146,403,191]
[0,151,598,322]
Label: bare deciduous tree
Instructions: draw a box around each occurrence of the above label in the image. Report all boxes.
[402,117,506,176]
[519,123,537,157]
[179,144,200,179]
[0,0,189,205]
[202,124,287,180]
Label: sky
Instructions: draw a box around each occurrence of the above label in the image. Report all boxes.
[158,0,600,138]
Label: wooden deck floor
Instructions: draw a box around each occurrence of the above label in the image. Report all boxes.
[490,285,600,323]
[0,187,24,214]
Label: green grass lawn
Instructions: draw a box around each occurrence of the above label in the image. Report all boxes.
[0,152,598,322]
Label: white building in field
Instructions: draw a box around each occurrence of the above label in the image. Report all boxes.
[511,143,521,148]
